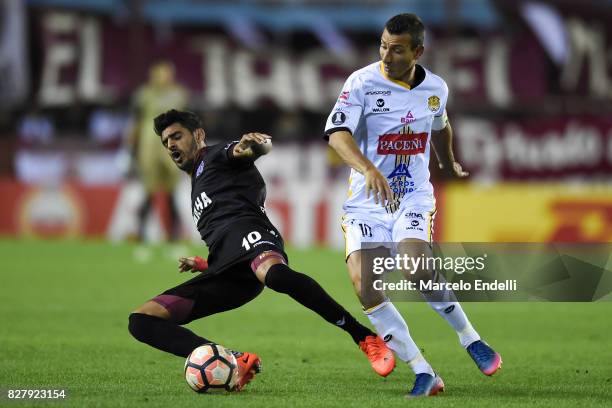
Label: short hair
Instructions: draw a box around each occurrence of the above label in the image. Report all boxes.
[153,109,203,136]
[384,13,425,49]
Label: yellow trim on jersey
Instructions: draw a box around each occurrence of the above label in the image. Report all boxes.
[379,62,412,90]
[347,174,353,198]
[427,206,437,244]
[340,215,349,260]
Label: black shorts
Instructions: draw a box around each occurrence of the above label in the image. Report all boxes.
[152,218,288,324]
[155,262,265,324]
[206,217,288,277]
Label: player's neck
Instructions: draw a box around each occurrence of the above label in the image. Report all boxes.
[397,65,417,87]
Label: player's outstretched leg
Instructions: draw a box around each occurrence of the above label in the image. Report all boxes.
[128,301,212,358]
[252,252,395,377]
[129,269,267,390]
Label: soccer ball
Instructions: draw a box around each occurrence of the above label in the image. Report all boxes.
[185,344,239,393]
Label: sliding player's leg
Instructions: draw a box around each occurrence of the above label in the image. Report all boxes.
[250,250,395,377]
[128,266,264,390]
[128,267,263,356]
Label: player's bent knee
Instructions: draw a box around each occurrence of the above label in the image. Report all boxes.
[128,313,150,342]
[133,300,171,319]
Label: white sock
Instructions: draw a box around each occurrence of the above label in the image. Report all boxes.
[426,300,480,348]
[365,301,434,375]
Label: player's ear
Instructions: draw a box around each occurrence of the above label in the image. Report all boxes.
[193,128,206,144]
[414,45,424,60]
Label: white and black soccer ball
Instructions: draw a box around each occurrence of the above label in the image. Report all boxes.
[184,344,239,393]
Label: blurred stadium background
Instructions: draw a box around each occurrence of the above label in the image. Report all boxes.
[1,0,611,246]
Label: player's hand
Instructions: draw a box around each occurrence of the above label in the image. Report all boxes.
[364,166,393,206]
[235,133,272,156]
[178,256,208,273]
[447,161,469,178]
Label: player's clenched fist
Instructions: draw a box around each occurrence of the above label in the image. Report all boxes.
[234,133,272,157]
[364,166,393,206]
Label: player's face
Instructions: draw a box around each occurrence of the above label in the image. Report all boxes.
[379,29,423,82]
[160,123,203,172]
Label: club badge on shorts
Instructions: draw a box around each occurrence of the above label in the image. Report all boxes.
[428,95,440,112]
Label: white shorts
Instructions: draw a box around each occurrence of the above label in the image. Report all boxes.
[341,196,436,260]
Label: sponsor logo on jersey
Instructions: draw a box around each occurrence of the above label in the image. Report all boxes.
[377,133,428,155]
[365,89,392,96]
[406,212,425,220]
[428,95,441,112]
[337,100,354,107]
[411,220,420,227]
[192,191,213,224]
[401,110,416,124]
[331,111,346,125]
[372,98,390,113]
[195,161,204,178]
[338,90,350,100]
[387,162,412,179]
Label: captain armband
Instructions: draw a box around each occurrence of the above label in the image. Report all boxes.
[431,109,448,131]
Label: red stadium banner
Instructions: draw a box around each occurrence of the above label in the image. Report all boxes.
[29,9,612,111]
[454,116,612,180]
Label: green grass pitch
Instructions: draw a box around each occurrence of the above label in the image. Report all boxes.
[1,239,611,407]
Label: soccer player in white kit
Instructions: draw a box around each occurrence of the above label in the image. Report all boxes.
[325,13,502,397]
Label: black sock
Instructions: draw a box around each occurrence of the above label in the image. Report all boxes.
[128,313,212,357]
[264,264,374,344]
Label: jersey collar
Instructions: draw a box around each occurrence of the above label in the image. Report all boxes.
[378,62,426,90]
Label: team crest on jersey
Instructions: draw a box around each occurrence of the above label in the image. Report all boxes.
[195,161,205,178]
[428,95,441,112]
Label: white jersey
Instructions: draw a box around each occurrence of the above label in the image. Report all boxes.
[325,61,448,214]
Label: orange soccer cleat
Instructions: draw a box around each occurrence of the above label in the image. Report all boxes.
[359,335,396,377]
[232,351,262,391]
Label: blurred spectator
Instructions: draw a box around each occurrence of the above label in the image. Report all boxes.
[17,109,54,146]
[125,60,189,242]
[89,108,129,149]
[271,111,304,142]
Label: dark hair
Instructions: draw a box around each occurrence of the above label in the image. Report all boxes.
[153,109,203,136]
[384,13,425,49]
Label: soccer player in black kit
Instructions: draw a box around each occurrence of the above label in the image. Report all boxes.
[128,109,395,391]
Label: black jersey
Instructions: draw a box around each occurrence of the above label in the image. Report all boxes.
[190,142,272,247]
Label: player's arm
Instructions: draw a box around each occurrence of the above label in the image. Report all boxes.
[178,256,208,273]
[430,113,469,178]
[328,130,392,205]
[231,132,272,160]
